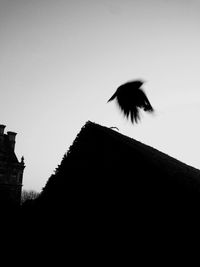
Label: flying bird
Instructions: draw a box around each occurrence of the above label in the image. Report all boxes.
[107,80,154,124]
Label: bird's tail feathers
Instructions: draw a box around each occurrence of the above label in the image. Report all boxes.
[143,103,154,112]
[142,96,154,112]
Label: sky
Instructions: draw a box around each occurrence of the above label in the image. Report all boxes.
[1,0,200,192]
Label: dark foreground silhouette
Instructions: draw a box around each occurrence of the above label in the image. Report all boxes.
[107,80,154,123]
[5,121,200,260]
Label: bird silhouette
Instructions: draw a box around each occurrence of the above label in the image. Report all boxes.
[107,80,154,124]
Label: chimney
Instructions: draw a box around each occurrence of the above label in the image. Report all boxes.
[0,125,6,142]
[0,125,6,135]
[7,131,17,151]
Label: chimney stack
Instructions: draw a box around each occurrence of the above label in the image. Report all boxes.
[0,125,6,135]
[0,125,6,142]
[7,131,17,151]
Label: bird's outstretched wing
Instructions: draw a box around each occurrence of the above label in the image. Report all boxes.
[107,91,118,102]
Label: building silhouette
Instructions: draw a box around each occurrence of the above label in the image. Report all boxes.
[0,124,25,208]
[20,121,200,257]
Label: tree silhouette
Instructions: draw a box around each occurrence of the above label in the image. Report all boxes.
[107,80,154,123]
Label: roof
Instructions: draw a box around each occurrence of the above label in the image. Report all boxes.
[41,121,200,201]
[31,120,200,233]
[67,121,200,177]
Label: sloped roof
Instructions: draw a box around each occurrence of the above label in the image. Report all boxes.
[33,120,200,231]
[67,121,200,181]
[42,121,200,199]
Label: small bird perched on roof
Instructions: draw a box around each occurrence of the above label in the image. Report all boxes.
[107,80,154,124]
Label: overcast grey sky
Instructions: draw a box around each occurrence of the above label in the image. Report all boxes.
[1,0,200,191]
